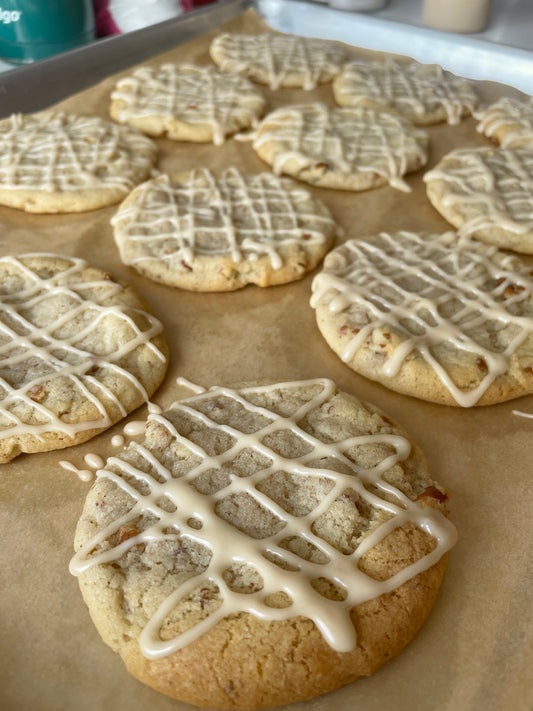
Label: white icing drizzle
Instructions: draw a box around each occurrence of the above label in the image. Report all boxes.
[252,103,428,192]
[111,434,125,447]
[310,231,533,407]
[111,168,336,271]
[0,112,156,192]
[476,96,533,149]
[175,376,206,395]
[70,378,456,658]
[111,64,265,146]
[59,459,93,482]
[123,420,147,437]
[335,59,477,125]
[512,408,533,419]
[84,453,105,469]
[0,254,167,446]
[211,33,346,90]
[424,147,533,245]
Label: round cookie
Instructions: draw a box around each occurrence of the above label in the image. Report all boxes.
[110,63,266,145]
[252,103,428,192]
[111,167,337,291]
[311,231,533,407]
[71,377,456,710]
[424,146,533,254]
[0,112,157,213]
[0,253,168,462]
[209,32,346,90]
[476,95,533,149]
[333,59,478,126]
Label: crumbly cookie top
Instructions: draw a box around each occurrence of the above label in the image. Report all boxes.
[476,96,533,148]
[110,63,265,145]
[0,112,156,192]
[210,32,346,90]
[311,231,533,407]
[334,59,477,125]
[71,378,455,658]
[111,168,336,270]
[0,254,166,449]
[252,103,428,192]
[424,147,533,241]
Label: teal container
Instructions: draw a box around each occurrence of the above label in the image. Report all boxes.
[0,0,95,64]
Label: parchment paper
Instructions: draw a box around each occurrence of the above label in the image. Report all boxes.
[1,9,532,711]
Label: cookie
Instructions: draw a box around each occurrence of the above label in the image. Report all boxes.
[424,146,533,254]
[0,112,157,213]
[252,103,428,192]
[210,32,346,90]
[0,253,168,462]
[70,377,455,710]
[311,231,533,407]
[333,59,478,126]
[476,95,533,149]
[110,63,266,145]
[111,167,337,291]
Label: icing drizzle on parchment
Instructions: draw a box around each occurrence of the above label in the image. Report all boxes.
[70,378,456,658]
[211,33,346,90]
[111,167,336,270]
[0,254,166,448]
[111,64,265,146]
[310,231,533,407]
[252,103,428,192]
[335,59,477,125]
[0,112,155,192]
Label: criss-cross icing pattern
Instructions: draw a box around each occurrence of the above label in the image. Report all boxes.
[211,33,346,90]
[252,103,428,192]
[112,168,336,270]
[0,254,166,448]
[110,63,265,145]
[476,96,533,149]
[334,59,477,125]
[424,147,533,242]
[311,231,533,407]
[70,378,456,658]
[0,112,156,192]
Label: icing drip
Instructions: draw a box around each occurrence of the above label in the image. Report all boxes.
[111,64,265,145]
[310,231,533,407]
[476,96,533,149]
[212,33,345,91]
[0,112,155,192]
[0,254,166,445]
[112,168,336,270]
[336,59,477,125]
[253,103,428,192]
[424,148,533,245]
[70,378,456,658]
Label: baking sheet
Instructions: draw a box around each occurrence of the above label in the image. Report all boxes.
[0,8,532,711]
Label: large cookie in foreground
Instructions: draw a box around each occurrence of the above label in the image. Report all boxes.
[111,167,337,291]
[311,231,533,407]
[71,378,455,710]
[0,254,168,462]
[0,112,157,213]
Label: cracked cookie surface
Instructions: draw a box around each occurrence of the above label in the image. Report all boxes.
[111,167,337,291]
[71,378,455,709]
